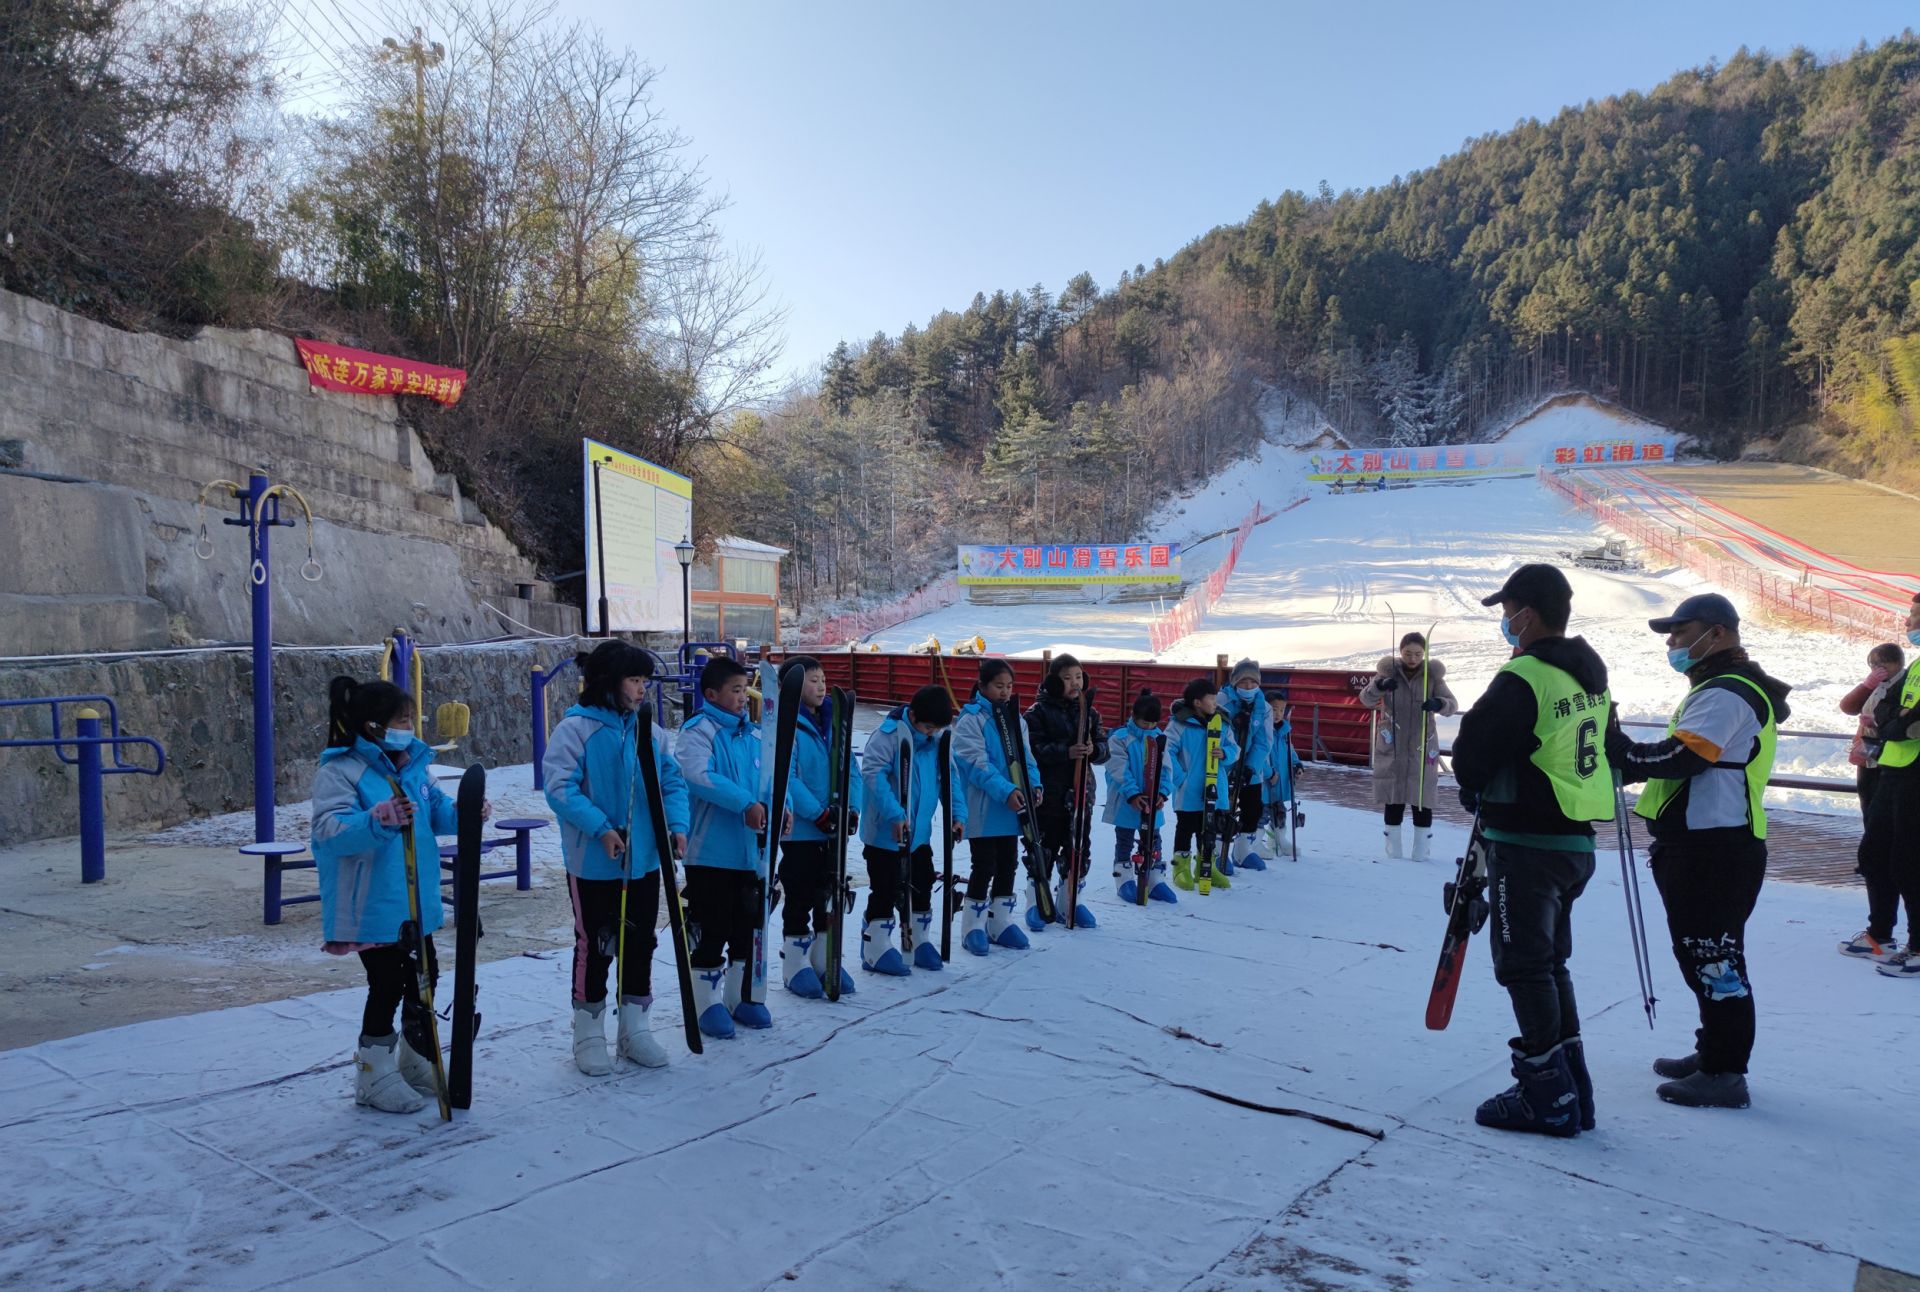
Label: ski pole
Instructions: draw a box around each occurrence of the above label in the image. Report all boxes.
[1612,775,1658,1028]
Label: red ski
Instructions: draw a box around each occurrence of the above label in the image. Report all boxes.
[1425,818,1490,1031]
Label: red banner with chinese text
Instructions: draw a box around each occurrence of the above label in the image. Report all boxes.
[293,338,467,406]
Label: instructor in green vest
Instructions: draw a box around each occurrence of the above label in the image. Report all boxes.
[1607,592,1790,1111]
[1856,591,1920,981]
[1453,563,1615,1138]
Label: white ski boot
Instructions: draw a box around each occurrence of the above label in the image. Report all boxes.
[783,933,824,998]
[356,1033,427,1112]
[987,894,1030,949]
[617,997,669,1067]
[862,916,910,975]
[396,1032,441,1097]
[961,896,991,956]
[1384,822,1405,860]
[910,910,944,970]
[810,924,857,995]
[728,960,772,1029]
[1412,829,1433,862]
[572,1002,614,1076]
[692,965,735,1039]
[1054,873,1097,928]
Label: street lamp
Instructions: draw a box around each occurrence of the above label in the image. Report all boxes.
[674,535,696,717]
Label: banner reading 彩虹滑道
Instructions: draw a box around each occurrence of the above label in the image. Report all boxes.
[958,542,1182,586]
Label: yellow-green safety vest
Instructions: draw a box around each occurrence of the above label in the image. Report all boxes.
[1492,655,1614,823]
[1874,658,1920,769]
[1633,673,1777,839]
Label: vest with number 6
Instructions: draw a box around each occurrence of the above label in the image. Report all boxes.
[1496,655,1614,823]
[1871,658,1920,769]
[1633,674,1778,838]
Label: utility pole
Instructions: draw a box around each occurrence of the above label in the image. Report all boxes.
[380,26,443,135]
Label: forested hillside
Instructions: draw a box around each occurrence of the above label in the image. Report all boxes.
[8,4,1920,618]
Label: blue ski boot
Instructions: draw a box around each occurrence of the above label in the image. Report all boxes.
[692,965,735,1040]
[782,934,824,999]
[727,961,772,1030]
[861,918,911,976]
[808,928,855,996]
[911,911,944,970]
[1475,1040,1580,1137]
[987,894,1030,949]
[961,897,991,956]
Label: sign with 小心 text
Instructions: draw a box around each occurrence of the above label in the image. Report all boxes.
[294,338,467,406]
[957,542,1182,586]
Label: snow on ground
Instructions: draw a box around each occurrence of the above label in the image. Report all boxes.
[2,798,1910,1291]
[872,403,1867,805]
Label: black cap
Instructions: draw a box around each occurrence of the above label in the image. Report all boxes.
[1481,563,1572,615]
[1648,593,1739,635]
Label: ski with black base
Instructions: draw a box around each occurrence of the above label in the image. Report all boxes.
[1133,727,1163,906]
[993,697,1057,925]
[1064,686,1095,929]
[636,702,702,1055]
[1425,814,1489,1031]
[823,686,856,1001]
[447,763,485,1110]
[1196,713,1224,896]
[753,662,804,1010]
[938,729,955,959]
[385,774,451,1120]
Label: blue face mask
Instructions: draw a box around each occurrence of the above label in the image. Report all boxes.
[1498,616,1521,648]
[379,727,413,752]
[1908,628,1920,648]
[1667,630,1713,675]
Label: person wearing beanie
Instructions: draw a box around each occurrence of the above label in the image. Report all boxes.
[950,659,1045,954]
[1105,689,1177,903]
[1609,593,1792,1110]
[1358,632,1457,860]
[858,685,960,974]
[1217,658,1273,872]
[1024,653,1110,928]
[1452,563,1614,1138]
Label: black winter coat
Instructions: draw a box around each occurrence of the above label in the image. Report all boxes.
[1024,685,1110,809]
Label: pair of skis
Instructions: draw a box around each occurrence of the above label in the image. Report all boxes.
[990,698,1057,925]
[1063,687,1096,929]
[388,761,486,1119]
[756,664,805,1010]
[1196,712,1225,896]
[1131,727,1165,906]
[821,686,857,1000]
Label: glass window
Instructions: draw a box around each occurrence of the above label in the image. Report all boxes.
[689,560,718,591]
[690,604,721,641]
[723,557,777,596]
[723,604,775,643]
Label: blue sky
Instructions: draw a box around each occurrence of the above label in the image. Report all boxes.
[548,2,1914,382]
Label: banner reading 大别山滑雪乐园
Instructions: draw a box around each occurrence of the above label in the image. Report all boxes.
[958,541,1182,586]
[293,338,467,406]
[1309,438,1674,483]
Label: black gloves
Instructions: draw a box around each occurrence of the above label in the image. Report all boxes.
[1421,697,1445,713]
[1458,787,1479,813]
[1377,676,1399,692]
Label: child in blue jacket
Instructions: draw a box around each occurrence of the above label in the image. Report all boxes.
[859,685,960,974]
[1168,677,1239,892]
[950,658,1044,955]
[543,640,690,1075]
[1262,690,1304,860]
[312,675,487,1115]
[1217,658,1273,872]
[775,655,863,1000]
[1105,689,1176,904]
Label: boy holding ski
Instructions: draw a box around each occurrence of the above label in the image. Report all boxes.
[676,656,784,1039]
[1106,688,1176,904]
[1217,658,1272,873]
[1024,653,1109,929]
[1263,691,1304,860]
[859,685,961,974]
[951,658,1045,955]
[543,640,690,1075]
[1168,678,1239,893]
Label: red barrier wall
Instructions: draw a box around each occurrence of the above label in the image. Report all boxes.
[772,651,1376,766]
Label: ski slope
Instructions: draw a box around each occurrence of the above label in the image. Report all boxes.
[872,407,1870,797]
[1,797,1909,1291]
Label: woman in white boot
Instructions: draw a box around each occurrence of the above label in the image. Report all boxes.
[1358,632,1456,860]
[543,641,690,1076]
[313,676,488,1113]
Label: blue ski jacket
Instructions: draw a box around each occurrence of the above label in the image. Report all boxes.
[542,703,690,881]
[311,736,458,944]
[859,705,953,851]
[950,693,1043,840]
[1217,685,1273,790]
[1103,723,1169,831]
[675,704,768,872]
[1265,718,1303,805]
[1167,701,1238,813]
[784,702,863,842]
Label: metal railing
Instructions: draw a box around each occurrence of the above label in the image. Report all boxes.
[0,696,165,881]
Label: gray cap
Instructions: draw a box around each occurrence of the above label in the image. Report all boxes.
[1648,592,1739,634]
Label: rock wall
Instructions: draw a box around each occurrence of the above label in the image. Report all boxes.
[0,287,580,653]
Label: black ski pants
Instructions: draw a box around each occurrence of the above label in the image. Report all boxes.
[1383,804,1434,829]
[358,937,437,1045]
[684,865,760,969]
[1234,783,1264,835]
[1650,830,1766,1076]
[1485,841,1594,1058]
[568,871,658,1004]
[778,838,837,937]
[864,843,934,920]
[1858,762,1920,947]
[965,835,1019,900]
[1036,770,1095,881]
[1173,809,1205,854]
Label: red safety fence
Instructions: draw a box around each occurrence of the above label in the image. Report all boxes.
[1538,468,1906,638]
[801,574,961,648]
[769,650,1377,767]
[1147,501,1269,655]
